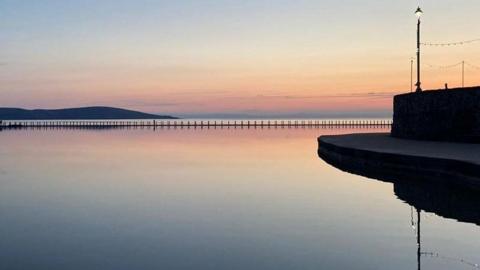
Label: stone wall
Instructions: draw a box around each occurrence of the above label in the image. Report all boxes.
[391,86,480,142]
[318,136,480,189]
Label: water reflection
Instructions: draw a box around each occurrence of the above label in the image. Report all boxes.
[412,208,480,269]
[318,148,480,226]
[319,146,480,269]
[0,127,478,270]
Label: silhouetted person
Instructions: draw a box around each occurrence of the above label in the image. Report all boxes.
[445,83,449,90]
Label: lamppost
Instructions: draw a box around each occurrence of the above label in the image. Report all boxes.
[415,7,423,92]
[410,57,414,92]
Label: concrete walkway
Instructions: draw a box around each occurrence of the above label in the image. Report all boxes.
[320,133,480,165]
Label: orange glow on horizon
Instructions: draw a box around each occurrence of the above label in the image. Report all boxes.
[1,2,479,114]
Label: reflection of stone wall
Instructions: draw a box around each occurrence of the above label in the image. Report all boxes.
[317,137,480,225]
[394,181,480,226]
[392,87,480,142]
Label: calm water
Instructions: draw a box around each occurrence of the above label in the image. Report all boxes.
[0,127,479,270]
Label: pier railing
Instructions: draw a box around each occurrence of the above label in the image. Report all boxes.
[0,119,392,129]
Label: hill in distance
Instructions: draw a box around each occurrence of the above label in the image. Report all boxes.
[0,106,177,120]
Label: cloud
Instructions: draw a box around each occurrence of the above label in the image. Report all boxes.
[253,91,398,100]
[170,89,234,96]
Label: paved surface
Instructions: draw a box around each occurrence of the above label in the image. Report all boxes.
[319,133,480,165]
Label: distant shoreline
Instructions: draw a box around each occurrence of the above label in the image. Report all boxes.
[0,106,177,120]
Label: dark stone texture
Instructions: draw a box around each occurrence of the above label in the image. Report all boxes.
[392,86,480,142]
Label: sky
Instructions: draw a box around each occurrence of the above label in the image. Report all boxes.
[1,0,479,117]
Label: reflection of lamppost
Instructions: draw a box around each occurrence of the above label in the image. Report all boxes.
[416,208,421,270]
[411,207,422,270]
[415,7,423,92]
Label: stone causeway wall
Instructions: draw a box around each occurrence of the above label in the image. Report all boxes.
[392,86,480,142]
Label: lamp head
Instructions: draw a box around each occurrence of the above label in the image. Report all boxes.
[415,7,423,18]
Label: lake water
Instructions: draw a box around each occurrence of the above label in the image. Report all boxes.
[0,127,479,270]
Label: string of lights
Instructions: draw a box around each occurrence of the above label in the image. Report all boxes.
[465,61,480,70]
[421,38,480,46]
[424,62,463,69]
[421,252,480,269]
[423,61,480,70]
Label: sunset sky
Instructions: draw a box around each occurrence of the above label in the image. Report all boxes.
[1,0,479,116]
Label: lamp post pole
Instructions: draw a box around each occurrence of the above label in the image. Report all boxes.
[411,58,414,92]
[415,7,423,92]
